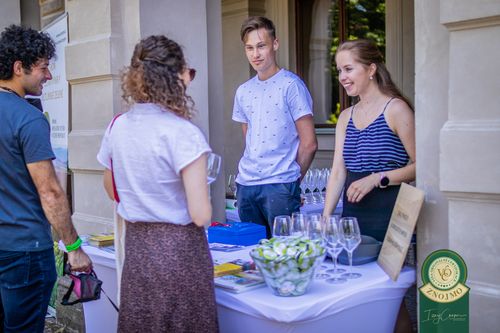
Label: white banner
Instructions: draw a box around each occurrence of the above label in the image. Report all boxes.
[41,14,69,173]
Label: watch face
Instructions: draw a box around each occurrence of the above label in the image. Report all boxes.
[381,176,390,187]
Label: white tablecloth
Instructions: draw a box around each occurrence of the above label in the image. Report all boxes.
[226,201,342,222]
[81,246,119,333]
[82,242,414,333]
[212,247,415,333]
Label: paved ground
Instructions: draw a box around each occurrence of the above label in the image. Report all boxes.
[44,317,68,333]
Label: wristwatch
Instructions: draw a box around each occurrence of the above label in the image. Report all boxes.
[379,172,390,189]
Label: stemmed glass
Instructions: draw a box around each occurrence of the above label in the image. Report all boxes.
[272,215,291,238]
[291,212,307,237]
[322,215,347,284]
[306,213,329,279]
[340,217,362,279]
[207,153,221,184]
[318,169,330,203]
[311,169,322,203]
[227,174,237,198]
[306,214,324,244]
[303,170,313,204]
[299,178,308,203]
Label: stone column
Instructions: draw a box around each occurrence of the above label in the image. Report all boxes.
[439,1,500,330]
[67,0,225,231]
[415,0,451,256]
[66,0,140,234]
[416,0,500,331]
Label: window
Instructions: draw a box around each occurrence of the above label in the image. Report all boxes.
[296,0,386,127]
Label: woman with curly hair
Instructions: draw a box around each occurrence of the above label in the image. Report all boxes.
[97,35,218,332]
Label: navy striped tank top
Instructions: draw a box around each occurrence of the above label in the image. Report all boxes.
[343,98,409,173]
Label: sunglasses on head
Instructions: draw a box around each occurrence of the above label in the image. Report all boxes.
[189,68,196,81]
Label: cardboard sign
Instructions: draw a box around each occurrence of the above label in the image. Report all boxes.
[378,183,425,281]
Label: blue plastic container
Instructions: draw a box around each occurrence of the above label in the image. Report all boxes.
[208,222,266,246]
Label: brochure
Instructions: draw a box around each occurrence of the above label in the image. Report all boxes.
[209,243,246,252]
[214,270,265,293]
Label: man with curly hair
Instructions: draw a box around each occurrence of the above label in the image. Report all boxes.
[0,25,92,332]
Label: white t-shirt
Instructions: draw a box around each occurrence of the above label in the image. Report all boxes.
[97,103,211,224]
[232,69,313,185]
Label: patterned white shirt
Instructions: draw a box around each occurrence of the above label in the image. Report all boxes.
[232,69,313,185]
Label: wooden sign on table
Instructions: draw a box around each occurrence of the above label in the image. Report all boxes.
[377,183,425,281]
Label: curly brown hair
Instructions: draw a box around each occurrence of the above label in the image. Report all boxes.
[0,25,55,79]
[121,35,194,119]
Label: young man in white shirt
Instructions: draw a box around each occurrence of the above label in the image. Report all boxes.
[232,16,317,237]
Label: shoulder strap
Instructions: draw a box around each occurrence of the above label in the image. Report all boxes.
[108,114,123,203]
[349,105,356,120]
[382,97,395,113]
[110,160,120,203]
[102,288,120,312]
[109,113,124,133]
[61,278,78,305]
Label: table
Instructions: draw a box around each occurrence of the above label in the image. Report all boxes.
[80,246,118,333]
[226,201,343,222]
[82,244,414,333]
[212,248,415,333]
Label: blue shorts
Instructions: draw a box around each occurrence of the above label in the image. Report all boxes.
[236,180,301,238]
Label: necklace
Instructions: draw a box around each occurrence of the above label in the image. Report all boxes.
[0,86,22,98]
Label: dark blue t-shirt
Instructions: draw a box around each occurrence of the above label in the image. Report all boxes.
[0,92,55,251]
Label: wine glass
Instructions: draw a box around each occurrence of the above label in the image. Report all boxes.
[227,174,237,198]
[207,152,221,184]
[306,213,324,245]
[272,215,291,238]
[322,215,347,284]
[291,212,307,237]
[340,217,362,279]
[318,169,329,203]
[302,170,312,204]
[299,178,308,203]
[306,213,329,278]
[311,169,322,204]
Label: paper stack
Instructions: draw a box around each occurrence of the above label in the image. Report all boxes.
[88,234,114,247]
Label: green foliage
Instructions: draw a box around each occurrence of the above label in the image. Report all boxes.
[49,241,66,308]
[327,0,386,126]
[326,103,341,125]
[330,0,386,64]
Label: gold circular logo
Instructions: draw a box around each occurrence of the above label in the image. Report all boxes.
[428,257,460,290]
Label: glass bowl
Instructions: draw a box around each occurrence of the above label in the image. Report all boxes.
[249,237,326,296]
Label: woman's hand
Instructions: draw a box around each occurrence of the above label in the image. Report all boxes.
[346,173,379,203]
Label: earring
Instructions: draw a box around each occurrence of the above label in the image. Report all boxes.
[369,76,373,80]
